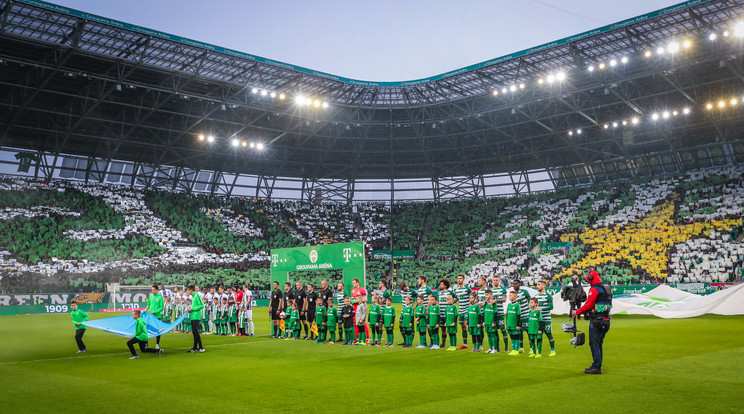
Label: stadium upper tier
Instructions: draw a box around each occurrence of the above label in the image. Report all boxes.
[1,164,742,292]
[1,0,744,182]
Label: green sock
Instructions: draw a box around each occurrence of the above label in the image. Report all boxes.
[450,334,456,347]
[462,328,468,345]
[538,339,543,354]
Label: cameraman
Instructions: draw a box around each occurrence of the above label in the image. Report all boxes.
[572,270,612,375]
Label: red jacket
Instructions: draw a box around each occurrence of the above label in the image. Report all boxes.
[576,272,602,316]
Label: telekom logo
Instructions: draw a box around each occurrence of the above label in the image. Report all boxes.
[271,254,278,267]
[343,248,352,262]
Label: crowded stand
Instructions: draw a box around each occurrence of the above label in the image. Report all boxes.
[0,164,742,293]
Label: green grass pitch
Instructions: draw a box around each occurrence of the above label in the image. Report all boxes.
[2,307,742,413]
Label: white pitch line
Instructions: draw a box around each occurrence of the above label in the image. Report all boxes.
[0,338,278,365]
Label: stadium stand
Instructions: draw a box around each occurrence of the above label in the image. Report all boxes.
[0,165,742,292]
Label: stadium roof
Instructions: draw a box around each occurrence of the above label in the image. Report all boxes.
[1,0,744,200]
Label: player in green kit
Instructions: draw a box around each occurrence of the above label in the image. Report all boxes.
[492,276,509,353]
[511,279,531,353]
[368,295,382,346]
[315,297,327,344]
[326,298,338,344]
[335,283,346,343]
[163,297,173,323]
[183,298,191,334]
[427,295,440,349]
[400,296,415,348]
[144,284,165,348]
[467,293,483,352]
[453,275,472,350]
[70,300,88,353]
[437,279,453,348]
[535,280,556,356]
[505,290,522,356]
[527,297,545,358]
[483,289,500,353]
[415,295,428,348]
[382,297,396,347]
[444,295,458,351]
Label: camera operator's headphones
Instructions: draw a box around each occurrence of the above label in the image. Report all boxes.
[585,270,599,284]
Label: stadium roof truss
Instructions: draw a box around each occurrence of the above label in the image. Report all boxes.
[1,0,744,201]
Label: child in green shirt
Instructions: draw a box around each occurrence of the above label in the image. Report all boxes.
[400,296,415,348]
[528,297,545,358]
[314,297,327,344]
[483,289,500,354]
[505,291,521,356]
[415,296,428,348]
[70,300,88,353]
[227,299,238,336]
[467,293,483,352]
[126,310,161,359]
[183,298,192,333]
[381,297,396,347]
[368,295,382,346]
[444,295,458,351]
[326,298,338,344]
[289,303,301,340]
[427,295,440,349]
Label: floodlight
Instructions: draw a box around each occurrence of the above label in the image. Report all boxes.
[621,57,629,64]
[603,124,609,129]
[644,50,652,58]
[270,92,277,98]
[296,95,305,104]
[652,113,660,120]
[256,143,265,150]
[706,103,713,110]
[662,111,670,118]
[598,63,606,69]
[657,47,665,54]
[672,110,678,116]
[735,22,744,37]
[510,85,517,92]
[304,97,313,106]
[709,33,717,41]
[718,101,725,108]
[682,39,692,49]
[556,72,566,81]
[576,129,582,134]
[610,59,617,67]
[241,141,247,147]
[207,135,214,143]
[198,134,205,141]
[313,100,321,107]
[231,138,239,147]
[568,131,573,136]
[279,93,286,100]
[493,90,499,96]
[631,117,639,125]
[260,90,268,96]
[502,87,508,93]
[538,78,544,84]
[612,122,618,128]
[588,66,594,72]
[667,43,680,53]
[622,120,628,126]
[322,102,329,109]
[251,88,258,94]
[683,107,691,114]
[250,142,256,148]
[519,83,525,89]
[547,75,555,83]
[723,30,730,37]
[731,98,739,105]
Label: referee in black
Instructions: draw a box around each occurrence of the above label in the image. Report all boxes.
[269,281,282,338]
[306,284,319,340]
[294,281,308,340]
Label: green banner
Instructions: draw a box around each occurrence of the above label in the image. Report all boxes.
[540,242,570,253]
[271,241,366,294]
[371,250,415,260]
[271,241,365,272]
[15,152,37,173]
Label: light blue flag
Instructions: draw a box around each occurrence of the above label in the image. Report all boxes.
[83,312,187,338]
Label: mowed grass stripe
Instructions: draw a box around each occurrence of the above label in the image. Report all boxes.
[2,311,742,413]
